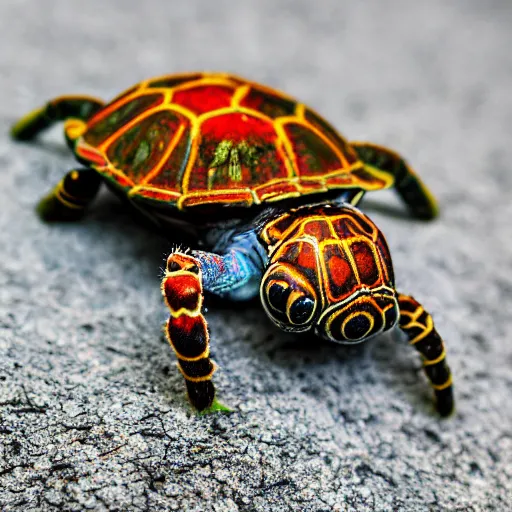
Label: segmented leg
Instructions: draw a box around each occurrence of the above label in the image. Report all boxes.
[162,232,264,411]
[351,142,438,220]
[11,96,104,142]
[37,168,101,221]
[397,293,454,416]
[162,252,219,411]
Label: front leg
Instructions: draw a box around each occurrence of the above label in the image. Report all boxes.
[162,241,263,411]
[398,293,454,416]
[162,252,218,412]
[37,168,102,221]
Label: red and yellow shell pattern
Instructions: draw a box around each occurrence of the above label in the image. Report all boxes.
[66,72,393,210]
[260,204,399,343]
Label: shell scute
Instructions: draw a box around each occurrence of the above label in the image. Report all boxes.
[283,121,346,176]
[145,119,192,191]
[172,85,235,115]
[105,109,189,185]
[254,180,300,202]
[239,87,297,119]
[304,108,359,165]
[74,72,395,210]
[180,190,254,209]
[186,112,289,195]
[85,93,164,147]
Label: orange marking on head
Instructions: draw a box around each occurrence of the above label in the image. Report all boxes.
[350,241,381,286]
[301,219,334,240]
[296,241,318,271]
[328,254,353,288]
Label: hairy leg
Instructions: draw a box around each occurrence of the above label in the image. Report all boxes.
[162,252,219,411]
[161,235,264,411]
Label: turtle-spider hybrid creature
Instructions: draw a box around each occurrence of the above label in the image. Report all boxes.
[11,72,454,416]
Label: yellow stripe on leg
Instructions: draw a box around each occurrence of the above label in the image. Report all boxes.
[423,349,446,366]
[178,363,217,382]
[432,376,453,391]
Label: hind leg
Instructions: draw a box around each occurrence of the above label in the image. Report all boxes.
[38,168,102,221]
[11,96,105,220]
[11,95,104,142]
[351,142,438,220]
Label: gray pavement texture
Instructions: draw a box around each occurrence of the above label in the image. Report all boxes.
[1,1,511,510]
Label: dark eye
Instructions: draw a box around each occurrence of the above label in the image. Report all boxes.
[167,260,181,272]
[268,281,290,312]
[188,264,199,274]
[343,313,373,341]
[289,296,315,325]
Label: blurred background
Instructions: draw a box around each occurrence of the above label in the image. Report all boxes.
[1,1,511,510]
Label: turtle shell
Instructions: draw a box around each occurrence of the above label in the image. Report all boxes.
[70,72,393,211]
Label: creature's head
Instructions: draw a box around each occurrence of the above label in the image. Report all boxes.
[260,205,399,344]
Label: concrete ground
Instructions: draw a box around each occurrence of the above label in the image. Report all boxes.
[1,1,511,510]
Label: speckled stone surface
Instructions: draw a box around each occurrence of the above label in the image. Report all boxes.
[1,1,511,510]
